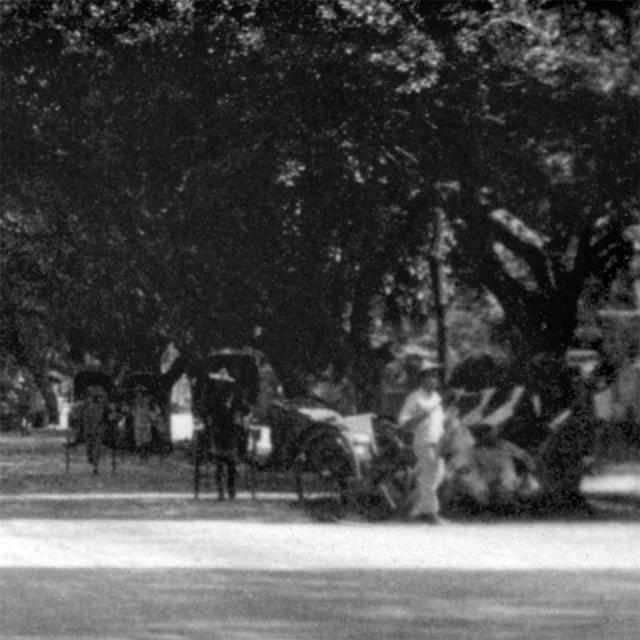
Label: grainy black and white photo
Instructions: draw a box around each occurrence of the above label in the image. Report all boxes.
[1,1,639,638]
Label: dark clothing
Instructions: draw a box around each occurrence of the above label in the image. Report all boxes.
[194,379,249,499]
[68,403,86,445]
[209,400,240,453]
[80,391,109,473]
[215,452,237,500]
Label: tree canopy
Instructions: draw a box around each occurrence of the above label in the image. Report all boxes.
[1,0,638,397]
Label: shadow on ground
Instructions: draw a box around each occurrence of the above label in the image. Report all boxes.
[298,487,640,524]
[1,567,638,640]
[2,431,640,524]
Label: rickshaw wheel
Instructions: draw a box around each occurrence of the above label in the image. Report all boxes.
[294,426,357,512]
[375,464,414,516]
[369,420,415,517]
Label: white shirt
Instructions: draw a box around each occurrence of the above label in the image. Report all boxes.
[398,389,445,445]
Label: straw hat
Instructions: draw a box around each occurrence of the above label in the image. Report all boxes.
[207,368,236,383]
[418,358,442,374]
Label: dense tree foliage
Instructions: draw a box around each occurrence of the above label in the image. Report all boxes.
[442,1,639,355]
[1,0,638,399]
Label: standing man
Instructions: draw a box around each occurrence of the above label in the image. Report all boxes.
[82,383,110,475]
[398,359,447,524]
[202,369,249,501]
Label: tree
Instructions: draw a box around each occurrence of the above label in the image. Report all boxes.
[439,0,639,358]
[1,0,442,393]
[1,0,637,393]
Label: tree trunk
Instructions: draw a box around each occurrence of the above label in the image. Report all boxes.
[348,283,393,413]
[535,379,598,511]
[500,286,581,362]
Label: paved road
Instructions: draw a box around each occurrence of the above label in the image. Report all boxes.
[1,519,639,639]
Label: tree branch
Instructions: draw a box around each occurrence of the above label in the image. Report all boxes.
[487,216,555,292]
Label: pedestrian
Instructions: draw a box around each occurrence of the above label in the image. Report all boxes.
[206,369,249,501]
[131,385,160,458]
[397,359,447,524]
[67,400,86,447]
[81,383,110,474]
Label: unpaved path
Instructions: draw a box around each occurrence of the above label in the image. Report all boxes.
[1,519,639,570]
[0,518,639,639]
[1,431,639,638]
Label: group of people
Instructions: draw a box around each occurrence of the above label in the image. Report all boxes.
[68,379,168,474]
[396,351,613,522]
[65,360,452,514]
[66,363,251,487]
[64,351,596,517]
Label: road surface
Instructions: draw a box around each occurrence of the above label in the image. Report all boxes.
[1,518,639,639]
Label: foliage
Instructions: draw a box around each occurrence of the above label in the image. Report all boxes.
[1,0,638,394]
[438,0,639,355]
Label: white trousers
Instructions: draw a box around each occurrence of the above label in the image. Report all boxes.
[411,443,445,518]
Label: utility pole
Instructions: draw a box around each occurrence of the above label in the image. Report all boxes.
[428,207,448,386]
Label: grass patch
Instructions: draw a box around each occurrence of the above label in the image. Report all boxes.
[0,431,298,496]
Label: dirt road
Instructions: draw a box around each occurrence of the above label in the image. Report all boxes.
[1,518,639,639]
[2,519,639,570]
[1,432,639,638]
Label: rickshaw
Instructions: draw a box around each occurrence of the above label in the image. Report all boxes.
[263,399,417,518]
[189,349,363,502]
[191,349,274,498]
[265,399,359,503]
[190,350,416,516]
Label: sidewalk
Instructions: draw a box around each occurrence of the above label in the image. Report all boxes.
[0,490,296,501]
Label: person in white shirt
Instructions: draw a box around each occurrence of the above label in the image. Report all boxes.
[398,359,446,523]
